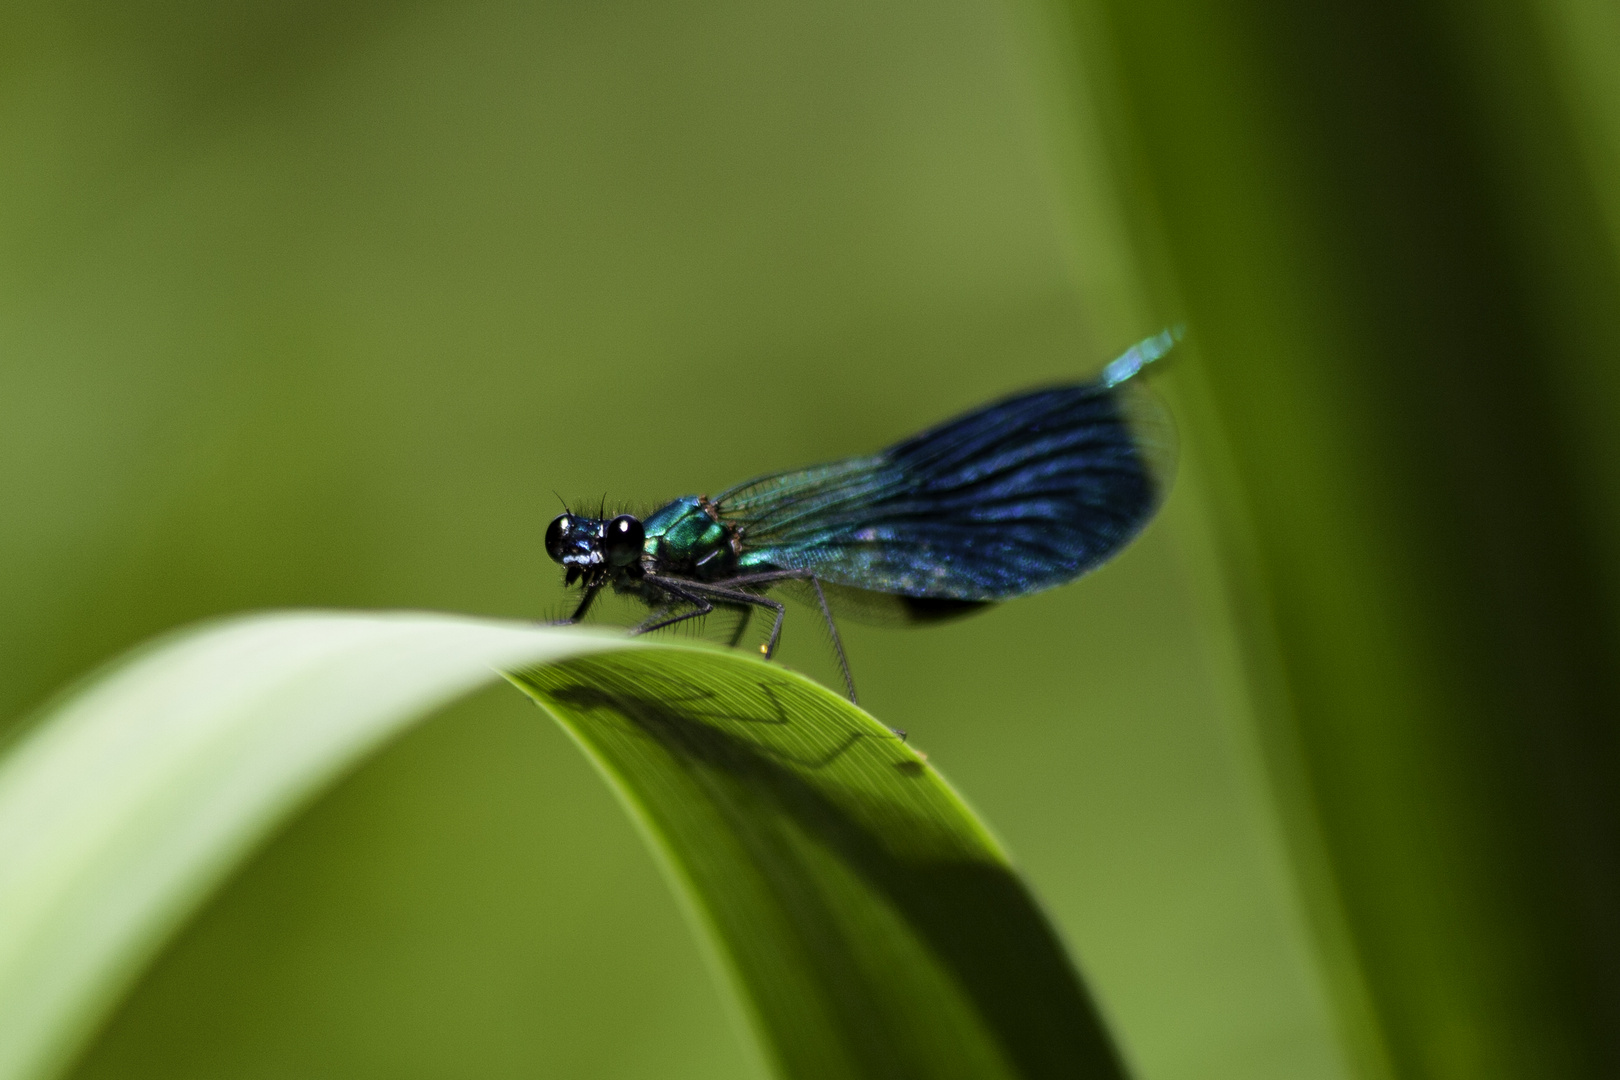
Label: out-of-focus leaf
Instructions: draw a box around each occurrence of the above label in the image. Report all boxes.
[1043,0,1620,1075]
[0,613,626,1080]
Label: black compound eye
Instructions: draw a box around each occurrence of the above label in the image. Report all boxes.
[602,514,645,567]
[544,515,571,564]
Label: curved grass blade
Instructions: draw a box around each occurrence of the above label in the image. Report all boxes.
[0,612,627,1080]
[0,611,1124,1080]
[514,651,1126,1080]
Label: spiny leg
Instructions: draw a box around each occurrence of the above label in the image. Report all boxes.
[645,572,867,708]
[645,576,786,658]
[632,588,714,636]
[702,569,859,705]
[632,590,754,642]
[805,575,856,705]
[631,602,682,635]
[725,604,754,648]
[549,584,601,626]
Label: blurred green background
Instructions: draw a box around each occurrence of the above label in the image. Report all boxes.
[3,0,1616,1077]
[2,1,1332,1077]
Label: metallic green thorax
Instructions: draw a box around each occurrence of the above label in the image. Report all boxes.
[640,496,743,581]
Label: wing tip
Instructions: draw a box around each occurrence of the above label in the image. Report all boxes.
[1100,325,1185,388]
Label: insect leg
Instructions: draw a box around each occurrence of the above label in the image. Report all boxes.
[551,584,601,625]
[646,576,788,657]
[634,597,750,639]
[629,602,679,634]
[642,574,868,708]
[699,569,858,704]
[726,605,754,648]
[632,586,714,636]
[805,575,857,705]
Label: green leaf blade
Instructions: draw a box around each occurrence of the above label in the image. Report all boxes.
[0,613,1124,1080]
[517,650,1125,1080]
[0,612,626,1080]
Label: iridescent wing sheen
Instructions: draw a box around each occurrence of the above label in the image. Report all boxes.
[715,335,1176,602]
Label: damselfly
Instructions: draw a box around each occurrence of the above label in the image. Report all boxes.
[546,329,1178,702]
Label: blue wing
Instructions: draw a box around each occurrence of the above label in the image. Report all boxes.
[716,331,1177,602]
